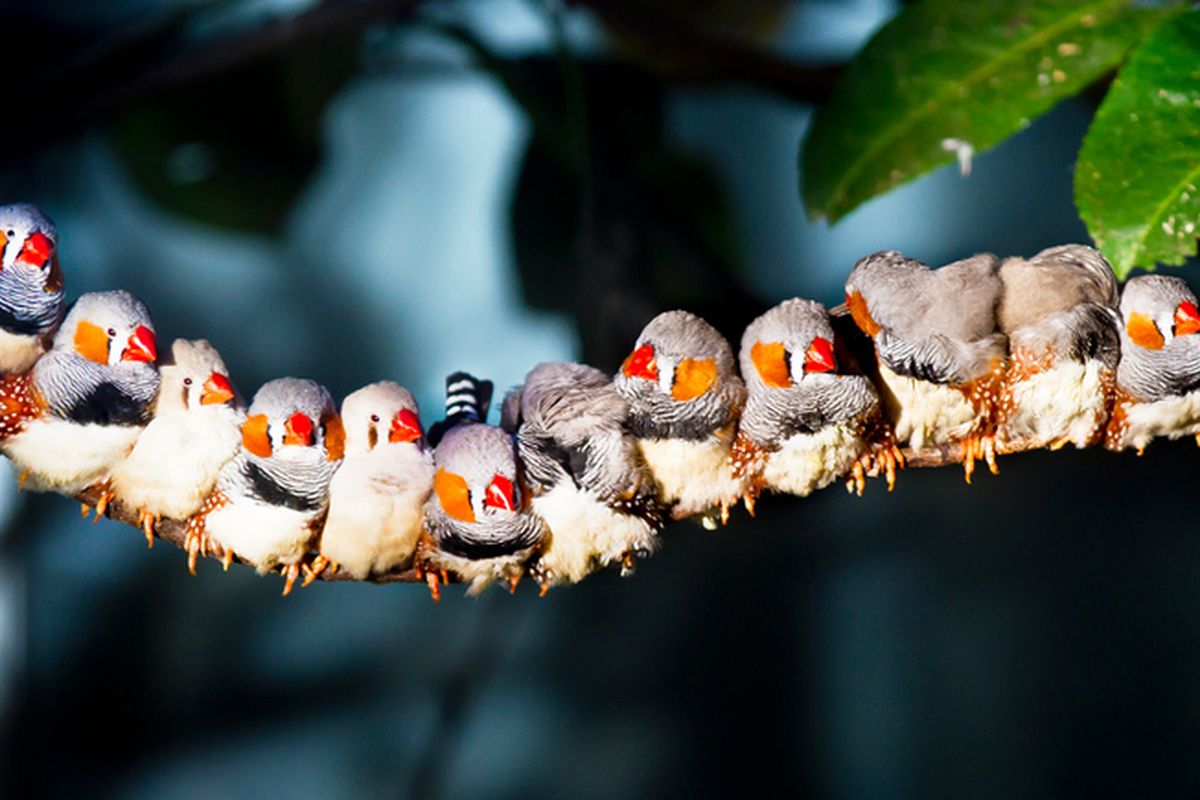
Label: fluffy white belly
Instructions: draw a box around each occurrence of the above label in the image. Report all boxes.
[3,419,141,495]
[532,482,658,585]
[0,329,43,374]
[206,501,318,573]
[762,425,864,497]
[878,364,976,449]
[1001,360,1109,448]
[109,413,242,520]
[638,434,743,519]
[1120,391,1200,451]
[320,466,429,579]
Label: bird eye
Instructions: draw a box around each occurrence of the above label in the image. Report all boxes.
[5,230,11,238]
[370,414,380,423]
[106,328,116,337]
[183,377,193,386]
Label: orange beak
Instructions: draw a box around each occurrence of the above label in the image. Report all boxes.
[200,372,235,406]
[122,325,157,363]
[803,337,836,373]
[1176,301,1200,336]
[18,232,53,268]
[483,474,515,512]
[621,344,659,382]
[283,412,314,446]
[389,408,423,443]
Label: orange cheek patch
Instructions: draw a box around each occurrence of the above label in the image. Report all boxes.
[1127,312,1165,350]
[73,320,110,365]
[672,357,718,401]
[846,291,880,337]
[241,414,273,458]
[322,413,346,462]
[434,469,476,523]
[751,341,792,388]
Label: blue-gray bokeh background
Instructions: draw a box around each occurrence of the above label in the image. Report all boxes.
[3,1,1199,797]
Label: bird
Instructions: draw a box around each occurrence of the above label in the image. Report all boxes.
[1105,275,1200,454]
[733,298,902,505]
[0,290,159,499]
[844,250,1007,482]
[414,372,547,600]
[501,361,663,591]
[0,203,66,374]
[106,339,244,547]
[613,310,747,526]
[995,244,1120,451]
[315,381,434,580]
[184,377,345,595]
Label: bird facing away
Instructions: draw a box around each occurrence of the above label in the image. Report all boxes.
[1106,275,1200,454]
[417,421,547,600]
[185,377,344,595]
[503,361,663,591]
[107,339,244,545]
[0,203,65,374]
[316,381,435,580]
[845,250,1007,482]
[613,310,747,526]
[1,290,159,497]
[734,298,901,505]
[995,244,1120,451]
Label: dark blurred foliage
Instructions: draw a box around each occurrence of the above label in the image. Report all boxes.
[0,1,1199,798]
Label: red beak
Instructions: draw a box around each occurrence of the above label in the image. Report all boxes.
[18,232,53,268]
[621,344,659,382]
[1176,301,1200,336]
[122,325,157,363]
[200,372,235,406]
[483,474,515,512]
[284,412,314,446]
[803,336,836,373]
[388,408,422,443]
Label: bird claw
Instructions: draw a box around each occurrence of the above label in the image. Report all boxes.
[961,435,999,484]
[847,459,866,497]
[301,555,332,587]
[424,569,442,603]
[185,527,209,575]
[507,570,522,594]
[719,501,731,526]
[80,503,91,518]
[137,509,157,548]
[17,471,29,492]
[1047,435,1071,452]
[92,489,112,523]
[742,492,757,518]
[280,563,301,597]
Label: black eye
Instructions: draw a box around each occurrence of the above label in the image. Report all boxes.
[5,230,11,238]
[370,414,380,423]
[183,377,193,386]
[107,328,116,337]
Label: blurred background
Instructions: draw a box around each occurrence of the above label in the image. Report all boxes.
[2,0,1199,797]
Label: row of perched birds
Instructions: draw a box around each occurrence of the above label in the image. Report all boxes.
[0,203,1197,598]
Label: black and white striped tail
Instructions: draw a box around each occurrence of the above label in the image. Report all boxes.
[427,371,494,446]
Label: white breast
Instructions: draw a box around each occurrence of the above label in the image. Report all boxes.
[637,432,744,519]
[762,424,865,497]
[0,328,44,374]
[532,482,658,585]
[109,410,242,520]
[421,546,540,596]
[877,364,976,449]
[205,500,318,574]
[319,453,434,579]
[3,418,142,495]
[1119,391,1200,451]
[1001,360,1110,448]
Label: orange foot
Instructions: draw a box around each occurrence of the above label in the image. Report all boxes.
[184,526,209,576]
[845,458,867,497]
[301,555,337,588]
[280,563,303,597]
[961,434,998,485]
[1047,435,1072,452]
[92,487,114,523]
[508,570,523,594]
[136,509,158,548]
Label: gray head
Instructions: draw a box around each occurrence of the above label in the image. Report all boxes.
[613,310,744,440]
[157,339,242,415]
[241,377,343,464]
[739,298,838,392]
[52,290,157,367]
[1028,245,1119,306]
[0,204,64,337]
[431,423,522,521]
[340,380,424,457]
[1115,276,1200,401]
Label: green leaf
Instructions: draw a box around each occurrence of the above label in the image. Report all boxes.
[1075,8,1200,278]
[801,0,1180,223]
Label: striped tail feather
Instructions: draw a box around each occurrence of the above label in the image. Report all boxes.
[427,371,494,446]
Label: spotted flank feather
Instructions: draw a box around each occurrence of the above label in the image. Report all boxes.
[0,372,41,440]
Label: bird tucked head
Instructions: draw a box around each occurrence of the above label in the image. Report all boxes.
[158,338,241,414]
[1120,275,1200,351]
[431,423,521,524]
[740,298,838,391]
[0,203,61,288]
[240,377,344,463]
[58,290,157,368]
[340,380,424,456]
[616,310,737,403]
[844,250,927,338]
